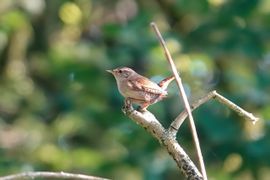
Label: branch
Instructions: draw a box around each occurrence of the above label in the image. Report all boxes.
[0,171,110,180]
[169,91,259,136]
[123,108,203,180]
[150,22,208,179]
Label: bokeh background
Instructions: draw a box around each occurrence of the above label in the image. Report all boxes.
[0,0,269,179]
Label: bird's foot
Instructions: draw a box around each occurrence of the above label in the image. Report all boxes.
[122,99,134,115]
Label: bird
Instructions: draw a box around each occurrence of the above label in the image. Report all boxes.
[107,67,175,111]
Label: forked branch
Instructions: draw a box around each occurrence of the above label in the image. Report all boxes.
[123,108,203,180]
[169,91,259,136]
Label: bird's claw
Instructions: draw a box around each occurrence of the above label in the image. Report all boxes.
[122,105,134,115]
[122,99,134,115]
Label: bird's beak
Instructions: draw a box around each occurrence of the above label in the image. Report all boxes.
[106,70,113,74]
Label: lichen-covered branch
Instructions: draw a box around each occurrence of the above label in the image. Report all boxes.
[124,108,203,180]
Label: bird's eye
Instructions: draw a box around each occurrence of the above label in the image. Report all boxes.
[118,70,122,73]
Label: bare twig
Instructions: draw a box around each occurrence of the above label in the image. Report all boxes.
[0,171,110,180]
[214,92,259,124]
[123,108,203,180]
[169,91,259,136]
[150,22,208,179]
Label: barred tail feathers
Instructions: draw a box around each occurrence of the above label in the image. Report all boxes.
[158,75,175,90]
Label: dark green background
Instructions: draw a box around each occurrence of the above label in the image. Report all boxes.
[0,0,269,179]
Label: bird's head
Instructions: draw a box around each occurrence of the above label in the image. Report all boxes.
[106,67,135,80]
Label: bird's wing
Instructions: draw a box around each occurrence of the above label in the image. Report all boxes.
[128,76,166,95]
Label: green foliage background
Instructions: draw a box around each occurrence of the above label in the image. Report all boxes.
[0,0,269,179]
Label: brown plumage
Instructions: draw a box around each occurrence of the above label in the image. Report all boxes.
[107,67,175,111]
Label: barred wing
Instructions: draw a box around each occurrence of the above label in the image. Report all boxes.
[128,76,167,95]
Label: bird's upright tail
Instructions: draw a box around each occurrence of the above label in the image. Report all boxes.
[158,75,175,90]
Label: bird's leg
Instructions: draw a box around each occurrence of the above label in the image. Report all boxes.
[124,98,132,109]
[125,97,149,112]
[122,98,133,115]
[137,95,165,112]
[138,102,150,112]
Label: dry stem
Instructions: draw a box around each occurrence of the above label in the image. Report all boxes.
[150,22,208,179]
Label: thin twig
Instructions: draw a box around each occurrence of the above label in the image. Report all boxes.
[150,22,208,179]
[123,108,203,180]
[169,91,259,136]
[0,171,110,180]
[214,92,259,124]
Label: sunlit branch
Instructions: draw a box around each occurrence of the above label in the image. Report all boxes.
[169,91,259,136]
[123,108,203,180]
